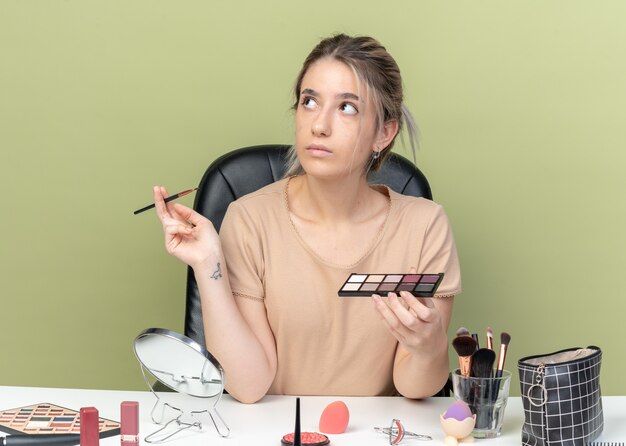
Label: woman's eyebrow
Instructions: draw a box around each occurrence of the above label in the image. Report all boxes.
[301,88,319,97]
[338,92,360,101]
[301,88,360,101]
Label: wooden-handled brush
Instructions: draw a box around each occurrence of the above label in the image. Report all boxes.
[452,335,477,377]
[491,332,511,402]
[486,326,494,350]
[494,332,511,380]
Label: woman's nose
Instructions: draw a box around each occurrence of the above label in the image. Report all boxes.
[311,110,331,137]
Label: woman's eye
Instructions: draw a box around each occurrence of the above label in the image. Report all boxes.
[301,97,317,109]
[340,103,358,115]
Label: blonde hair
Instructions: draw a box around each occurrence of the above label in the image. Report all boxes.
[285,34,419,177]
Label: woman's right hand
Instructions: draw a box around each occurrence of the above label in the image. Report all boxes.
[153,186,222,269]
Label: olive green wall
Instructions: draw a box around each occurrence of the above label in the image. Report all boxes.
[1,1,624,396]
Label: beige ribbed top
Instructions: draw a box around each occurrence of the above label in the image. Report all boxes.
[219,177,461,396]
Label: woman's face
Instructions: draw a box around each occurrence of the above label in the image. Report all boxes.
[294,57,379,179]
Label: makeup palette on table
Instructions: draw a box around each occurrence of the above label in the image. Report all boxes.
[0,403,120,438]
[338,273,444,297]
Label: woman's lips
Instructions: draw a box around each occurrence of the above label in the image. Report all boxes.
[306,144,332,157]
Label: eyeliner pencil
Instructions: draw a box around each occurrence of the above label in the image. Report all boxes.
[133,187,198,215]
[294,397,301,446]
[1,434,80,446]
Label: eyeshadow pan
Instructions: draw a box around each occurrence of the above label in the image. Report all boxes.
[421,275,441,283]
[415,283,434,292]
[396,283,415,292]
[339,272,444,297]
[54,417,75,422]
[377,283,397,292]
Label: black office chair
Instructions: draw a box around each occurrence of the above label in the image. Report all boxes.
[182,144,450,396]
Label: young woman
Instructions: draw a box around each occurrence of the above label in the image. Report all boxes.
[154,34,461,403]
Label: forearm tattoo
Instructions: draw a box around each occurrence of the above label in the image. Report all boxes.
[210,262,222,280]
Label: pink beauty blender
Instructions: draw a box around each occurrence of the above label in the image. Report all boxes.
[319,401,349,434]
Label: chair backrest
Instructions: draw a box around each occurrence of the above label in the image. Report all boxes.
[184,144,432,347]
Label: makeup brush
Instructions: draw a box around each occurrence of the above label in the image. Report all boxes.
[133,187,198,215]
[456,327,471,337]
[486,326,494,350]
[470,348,497,429]
[452,335,476,377]
[471,333,480,350]
[294,397,301,446]
[494,332,511,379]
[492,332,511,402]
[471,348,496,379]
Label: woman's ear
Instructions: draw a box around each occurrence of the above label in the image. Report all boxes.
[375,119,399,150]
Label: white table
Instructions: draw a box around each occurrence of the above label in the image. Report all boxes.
[0,386,624,445]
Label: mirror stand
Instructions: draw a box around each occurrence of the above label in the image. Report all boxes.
[138,364,231,443]
[134,328,231,443]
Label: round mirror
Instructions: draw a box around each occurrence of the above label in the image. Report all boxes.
[134,328,224,398]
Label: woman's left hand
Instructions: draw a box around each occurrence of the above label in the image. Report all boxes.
[372,289,446,356]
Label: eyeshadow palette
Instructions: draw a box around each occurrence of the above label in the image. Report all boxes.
[0,403,120,437]
[338,273,444,297]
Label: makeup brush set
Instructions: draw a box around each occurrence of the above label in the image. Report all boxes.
[452,326,511,382]
[450,327,512,433]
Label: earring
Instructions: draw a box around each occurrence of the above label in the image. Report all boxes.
[372,150,380,160]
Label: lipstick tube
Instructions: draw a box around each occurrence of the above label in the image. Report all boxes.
[79,407,99,446]
[120,402,138,446]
